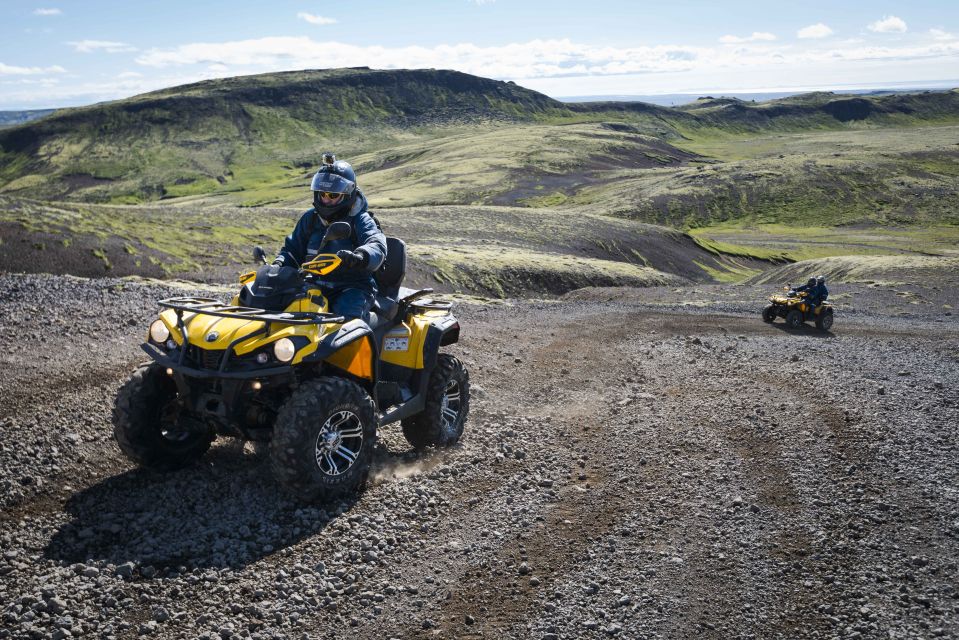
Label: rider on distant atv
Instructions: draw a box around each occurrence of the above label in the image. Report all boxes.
[271,153,386,323]
[794,275,828,315]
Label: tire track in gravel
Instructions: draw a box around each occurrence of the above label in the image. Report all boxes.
[0,359,141,419]
[393,310,663,638]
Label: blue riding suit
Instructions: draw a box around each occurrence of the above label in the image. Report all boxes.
[273,191,386,323]
[796,282,826,315]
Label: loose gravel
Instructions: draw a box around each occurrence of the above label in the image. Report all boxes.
[1,272,957,639]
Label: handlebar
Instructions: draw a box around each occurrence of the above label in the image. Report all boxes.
[300,253,342,276]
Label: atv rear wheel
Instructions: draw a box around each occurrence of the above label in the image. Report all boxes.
[785,310,803,329]
[113,363,213,471]
[762,305,777,323]
[270,377,376,502]
[815,310,834,331]
[402,354,470,449]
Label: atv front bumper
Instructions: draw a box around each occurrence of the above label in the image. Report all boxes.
[142,343,293,380]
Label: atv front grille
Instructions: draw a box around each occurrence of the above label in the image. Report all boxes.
[185,346,226,370]
[200,349,224,370]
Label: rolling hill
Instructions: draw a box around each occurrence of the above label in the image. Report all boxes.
[1,69,957,209]
[0,68,957,293]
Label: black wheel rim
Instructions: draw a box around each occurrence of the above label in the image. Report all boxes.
[157,395,194,444]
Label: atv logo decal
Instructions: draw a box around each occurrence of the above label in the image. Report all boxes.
[205,331,220,343]
[384,337,409,352]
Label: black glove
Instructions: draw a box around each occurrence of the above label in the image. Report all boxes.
[337,249,367,270]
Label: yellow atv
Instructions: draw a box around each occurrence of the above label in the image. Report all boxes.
[113,222,469,501]
[762,286,834,331]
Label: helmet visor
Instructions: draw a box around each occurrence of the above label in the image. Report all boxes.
[310,171,355,195]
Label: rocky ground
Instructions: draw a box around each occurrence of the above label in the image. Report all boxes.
[1,272,957,639]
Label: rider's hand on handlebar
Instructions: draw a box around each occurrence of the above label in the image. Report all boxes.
[336,249,367,270]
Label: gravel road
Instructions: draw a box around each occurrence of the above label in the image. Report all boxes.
[1,273,957,639]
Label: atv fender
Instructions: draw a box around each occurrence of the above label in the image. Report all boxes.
[423,316,460,370]
[304,319,378,384]
[376,317,458,427]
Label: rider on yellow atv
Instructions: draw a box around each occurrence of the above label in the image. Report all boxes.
[793,275,829,317]
[268,152,386,324]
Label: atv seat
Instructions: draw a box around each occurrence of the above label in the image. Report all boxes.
[368,237,407,329]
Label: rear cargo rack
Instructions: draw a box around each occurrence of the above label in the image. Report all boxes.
[411,299,453,311]
[158,297,345,373]
[397,288,453,313]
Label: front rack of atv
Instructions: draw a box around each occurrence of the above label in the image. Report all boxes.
[159,297,346,326]
[157,297,346,374]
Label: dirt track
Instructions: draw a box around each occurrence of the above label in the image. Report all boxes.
[1,273,958,639]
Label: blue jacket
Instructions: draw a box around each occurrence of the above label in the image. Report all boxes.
[815,283,829,302]
[275,191,387,293]
[796,282,828,305]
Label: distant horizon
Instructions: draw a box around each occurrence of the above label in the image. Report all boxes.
[0,73,956,113]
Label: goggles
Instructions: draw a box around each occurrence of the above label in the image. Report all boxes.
[316,191,345,202]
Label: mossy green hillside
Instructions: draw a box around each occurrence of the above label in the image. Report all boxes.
[748,255,959,286]
[0,196,766,290]
[562,124,959,228]
[411,244,682,297]
[688,223,959,263]
[0,68,572,204]
[0,196,293,275]
[2,69,958,207]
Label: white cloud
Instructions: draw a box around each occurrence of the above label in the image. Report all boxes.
[117,71,143,78]
[719,32,776,44]
[33,8,61,16]
[8,33,959,108]
[929,28,954,41]
[868,15,907,33]
[797,23,834,39]
[135,37,717,78]
[0,62,66,76]
[68,40,137,53]
[297,12,337,25]
[130,35,959,86]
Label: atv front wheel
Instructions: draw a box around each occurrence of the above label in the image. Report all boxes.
[113,364,213,471]
[762,305,777,323]
[815,310,834,331]
[402,354,470,449]
[785,310,803,329]
[270,377,376,502]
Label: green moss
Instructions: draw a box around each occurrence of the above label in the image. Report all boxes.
[163,177,222,198]
[520,191,568,207]
[92,247,112,270]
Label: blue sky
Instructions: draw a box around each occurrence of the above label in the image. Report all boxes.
[1,0,958,109]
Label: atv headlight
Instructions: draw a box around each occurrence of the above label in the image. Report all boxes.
[273,338,296,363]
[150,320,170,344]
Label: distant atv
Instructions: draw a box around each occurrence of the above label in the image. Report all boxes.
[762,286,834,331]
[113,222,469,501]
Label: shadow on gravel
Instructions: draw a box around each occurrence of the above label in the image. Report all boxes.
[769,323,837,339]
[42,441,409,573]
